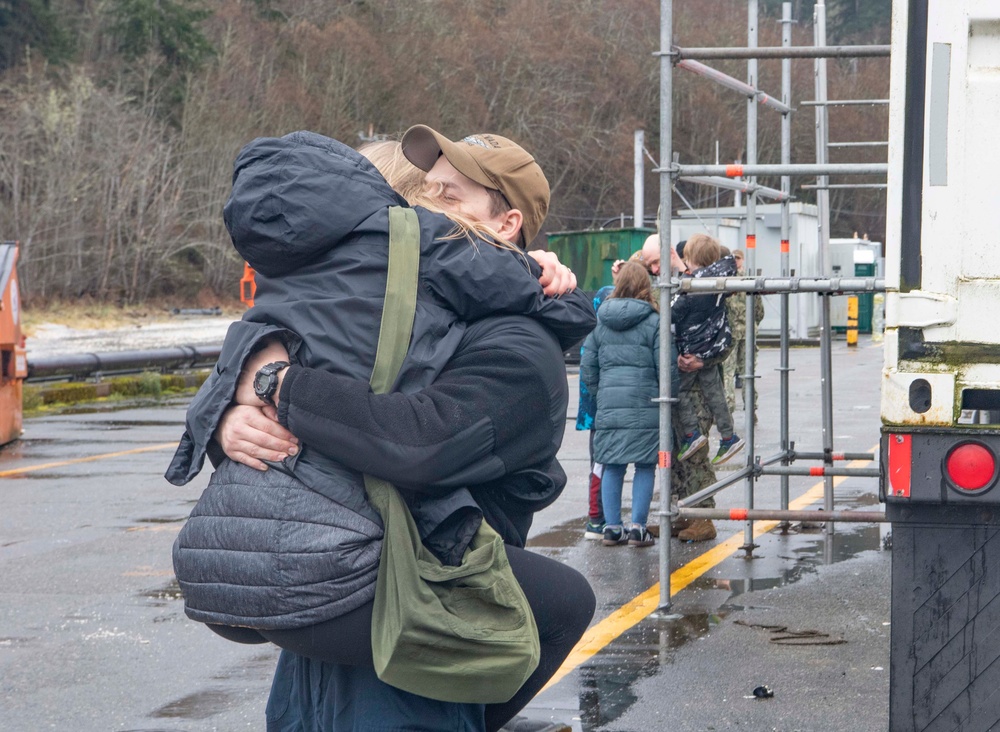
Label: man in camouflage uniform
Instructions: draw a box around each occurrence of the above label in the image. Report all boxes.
[667,378,718,541]
[724,249,765,415]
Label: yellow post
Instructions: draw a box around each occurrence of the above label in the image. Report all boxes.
[846,296,858,347]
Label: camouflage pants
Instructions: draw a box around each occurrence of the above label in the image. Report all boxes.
[669,396,716,509]
[677,359,733,439]
[723,338,758,413]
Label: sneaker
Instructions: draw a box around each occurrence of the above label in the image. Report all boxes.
[584,520,606,540]
[602,526,628,546]
[628,526,655,547]
[678,519,717,542]
[678,430,708,461]
[712,434,745,465]
[498,717,572,732]
[646,521,661,538]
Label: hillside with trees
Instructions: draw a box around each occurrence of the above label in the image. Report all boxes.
[0,0,890,305]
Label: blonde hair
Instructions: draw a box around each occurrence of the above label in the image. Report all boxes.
[683,233,721,268]
[611,261,657,309]
[358,140,522,258]
[357,140,426,202]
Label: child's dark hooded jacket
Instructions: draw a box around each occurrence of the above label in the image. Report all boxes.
[673,254,737,360]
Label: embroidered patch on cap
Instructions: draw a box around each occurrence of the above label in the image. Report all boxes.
[461,135,501,149]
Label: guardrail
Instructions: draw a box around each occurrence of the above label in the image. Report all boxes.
[26,345,222,382]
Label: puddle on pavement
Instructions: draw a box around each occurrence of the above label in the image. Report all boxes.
[134,516,188,525]
[561,491,888,730]
[139,580,184,606]
[151,688,237,719]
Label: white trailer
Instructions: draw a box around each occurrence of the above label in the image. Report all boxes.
[881,2,1000,730]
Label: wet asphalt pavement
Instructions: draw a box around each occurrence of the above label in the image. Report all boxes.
[0,335,888,731]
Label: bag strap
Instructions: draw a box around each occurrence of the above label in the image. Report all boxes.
[365,207,420,516]
[370,206,420,395]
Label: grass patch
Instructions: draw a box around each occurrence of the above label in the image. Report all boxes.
[22,371,210,414]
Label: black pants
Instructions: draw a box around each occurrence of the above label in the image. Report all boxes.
[209,545,596,732]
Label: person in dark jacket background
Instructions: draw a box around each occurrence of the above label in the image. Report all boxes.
[580,262,679,548]
[673,233,744,467]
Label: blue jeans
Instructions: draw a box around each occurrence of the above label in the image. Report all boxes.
[601,462,655,528]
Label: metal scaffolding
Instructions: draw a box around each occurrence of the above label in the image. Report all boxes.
[654,0,889,611]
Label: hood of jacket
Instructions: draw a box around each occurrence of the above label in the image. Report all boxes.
[693,254,737,279]
[597,297,658,331]
[224,130,405,278]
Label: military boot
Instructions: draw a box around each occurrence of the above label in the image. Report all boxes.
[669,517,692,537]
[678,519,717,542]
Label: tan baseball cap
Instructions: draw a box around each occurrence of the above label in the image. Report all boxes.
[401,125,550,246]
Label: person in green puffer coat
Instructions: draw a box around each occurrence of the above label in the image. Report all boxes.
[580,261,679,548]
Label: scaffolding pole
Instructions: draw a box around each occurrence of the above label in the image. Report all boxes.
[801,99,889,106]
[655,0,675,614]
[791,451,877,462]
[679,175,790,201]
[680,508,887,523]
[761,466,881,478]
[779,1,793,525]
[801,183,888,190]
[815,1,836,537]
[827,141,889,147]
[742,0,760,554]
[669,162,887,177]
[673,45,890,60]
[676,276,885,294]
[677,466,756,510]
[676,59,793,114]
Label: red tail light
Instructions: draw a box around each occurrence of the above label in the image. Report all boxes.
[945,442,997,492]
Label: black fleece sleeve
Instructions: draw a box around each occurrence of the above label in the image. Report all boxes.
[423,234,596,352]
[275,343,556,492]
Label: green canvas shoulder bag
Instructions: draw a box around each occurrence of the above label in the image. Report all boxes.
[366,206,540,704]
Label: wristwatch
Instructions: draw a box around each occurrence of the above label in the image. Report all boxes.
[253,361,290,405]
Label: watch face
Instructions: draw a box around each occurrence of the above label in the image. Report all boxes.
[254,371,272,395]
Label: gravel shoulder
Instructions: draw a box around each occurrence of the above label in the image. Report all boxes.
[24,314,239,359]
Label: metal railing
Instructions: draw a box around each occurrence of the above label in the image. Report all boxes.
[26,345,221,382]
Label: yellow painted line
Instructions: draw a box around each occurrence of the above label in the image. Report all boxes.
[0,443,178,478]
[543,451,878,690]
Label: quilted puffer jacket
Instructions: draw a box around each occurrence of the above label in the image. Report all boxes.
[580,298,678,466]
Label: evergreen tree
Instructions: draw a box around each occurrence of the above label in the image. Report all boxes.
[0,0,73,70]
[106,0,213,70]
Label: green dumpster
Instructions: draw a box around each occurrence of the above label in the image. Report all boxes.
[544,227,656,293]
